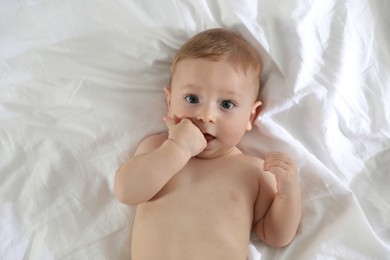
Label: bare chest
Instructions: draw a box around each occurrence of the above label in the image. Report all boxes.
[151,157,259,207]
[132,157,261,259]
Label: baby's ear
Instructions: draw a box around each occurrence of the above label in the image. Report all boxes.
[247,101,262,131]
[164,87,172,108]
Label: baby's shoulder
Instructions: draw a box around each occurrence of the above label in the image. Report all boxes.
[134,133,167,156]
[231,152,265,173]
[240,153,264,166]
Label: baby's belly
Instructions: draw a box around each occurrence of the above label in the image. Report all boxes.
[131,180,255,260]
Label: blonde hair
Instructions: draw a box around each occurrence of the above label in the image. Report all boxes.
[171,28,262,85]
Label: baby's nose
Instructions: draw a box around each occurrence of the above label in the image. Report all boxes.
[196,106,216,123]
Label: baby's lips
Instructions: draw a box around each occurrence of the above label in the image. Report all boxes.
[203,133,216,143]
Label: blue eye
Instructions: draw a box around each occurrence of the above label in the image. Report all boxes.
[220,100,235,109]
[185,95,199,104]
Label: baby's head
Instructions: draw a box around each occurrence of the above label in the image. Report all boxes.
[170,28,262,97]
[166,28,263,158]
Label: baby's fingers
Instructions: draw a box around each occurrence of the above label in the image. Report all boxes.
[265,152,294,165]
[264,159,288,172]
[163,115,175,130]
[264,152,295,172]
[163,114,183,128]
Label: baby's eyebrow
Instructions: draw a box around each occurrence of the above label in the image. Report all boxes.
[220,88,242,98]
[223,89,238,95]
[181,84,200,91]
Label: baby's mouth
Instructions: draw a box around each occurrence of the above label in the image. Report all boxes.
[203,133,216,143]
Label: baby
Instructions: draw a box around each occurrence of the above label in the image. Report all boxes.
[115,28,301,260]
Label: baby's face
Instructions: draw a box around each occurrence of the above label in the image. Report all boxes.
[166,58,261,158]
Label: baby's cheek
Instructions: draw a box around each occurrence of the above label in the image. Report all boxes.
[169,105,187,118]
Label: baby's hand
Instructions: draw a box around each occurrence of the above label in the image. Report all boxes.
[163,115,207,158]
[263,152,299,200]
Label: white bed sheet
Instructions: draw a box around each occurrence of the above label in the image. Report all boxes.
[1,0,389,259]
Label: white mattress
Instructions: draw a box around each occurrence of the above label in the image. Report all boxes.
[1,0,389,259]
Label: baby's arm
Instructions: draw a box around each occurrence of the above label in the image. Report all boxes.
[114,116,206,205]
[254,152,301,247]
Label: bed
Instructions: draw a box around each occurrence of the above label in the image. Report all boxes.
[1,0,389,259]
